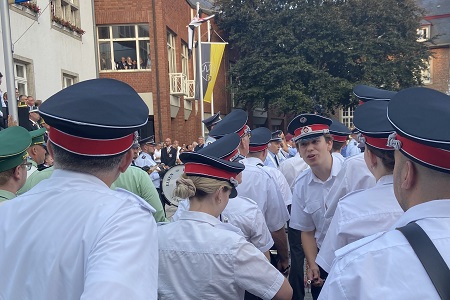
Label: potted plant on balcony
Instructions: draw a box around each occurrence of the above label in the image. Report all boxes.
[20,1,40,15]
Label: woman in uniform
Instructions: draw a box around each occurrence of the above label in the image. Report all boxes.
[157,135,292,300]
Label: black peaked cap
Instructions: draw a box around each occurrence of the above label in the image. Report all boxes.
[208,109,248,138]
[354,100,394,137]
[388,87,450,150]
[202,111,221,128]
[270,130,283,142]
[250,127,272,147]
[353,84,397,102]
[288,114,332,140]
[180,136,245,198]
[139,135,155,145]
[198,133,241,161]
[329,119,351,137]
[39,78,149,139]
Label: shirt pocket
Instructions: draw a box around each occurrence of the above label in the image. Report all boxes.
[304,200,323,228]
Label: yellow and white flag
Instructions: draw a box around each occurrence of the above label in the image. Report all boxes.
[195,42,226,103]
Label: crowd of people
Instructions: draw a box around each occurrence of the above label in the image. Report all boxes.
[0,77,449,300]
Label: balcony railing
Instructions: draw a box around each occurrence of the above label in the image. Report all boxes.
[169,73,186,96]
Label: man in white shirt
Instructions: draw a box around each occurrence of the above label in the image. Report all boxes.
[320,87,450,299]
[0,78,158,299]
[288,114,343,300]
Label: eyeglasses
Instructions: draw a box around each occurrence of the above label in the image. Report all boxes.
[21,162,32,171]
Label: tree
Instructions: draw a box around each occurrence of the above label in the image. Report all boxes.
[215,0,431,114]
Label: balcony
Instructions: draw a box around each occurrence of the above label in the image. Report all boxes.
[169,73,187,96]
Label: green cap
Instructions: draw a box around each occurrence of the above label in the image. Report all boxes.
[0,126,32,172]
[30,128,47,146]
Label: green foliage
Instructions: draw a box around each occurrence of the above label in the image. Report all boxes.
[216,0,431,114]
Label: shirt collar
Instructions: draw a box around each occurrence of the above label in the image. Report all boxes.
[179,210,223,226]
[391,199,450,229]
[309,155,341,184]
[245,157,264,165]
[376,174,393,186]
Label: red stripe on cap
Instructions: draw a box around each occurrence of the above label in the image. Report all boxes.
[49,127,134,156]
[249,144,268,152]
[184,162,239,181]
[363,135,392,150]
[332,135,347,143]
[358,100,365,106]
[223,149,238,161]
[237,125,250,137]
[397,134,450,170]
[294,124,329,139]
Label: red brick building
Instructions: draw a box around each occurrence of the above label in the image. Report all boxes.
[417,0,450,94]
[94,0,231,144]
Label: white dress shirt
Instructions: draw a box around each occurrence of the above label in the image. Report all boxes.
[279,152,309,189]
[172,196,274,253]
[343,138,361,157]
[316,175,403,272]
[158,211,285,300]
[0,170,158,299]
[323,153,376,234]
[331,151,345,164]
[237,157,290,232]
[263,165,293,206]
[134,151,161,188]
[319,200,450,300]
[289,156,342,248]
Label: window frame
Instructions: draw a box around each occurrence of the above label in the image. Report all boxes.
[167,31,177,73]
[97,24,151,72]
[340,107,355,129]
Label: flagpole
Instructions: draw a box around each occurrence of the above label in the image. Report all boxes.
[196,2,205,138]
[207,20,214,115]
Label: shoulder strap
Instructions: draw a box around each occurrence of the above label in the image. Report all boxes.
[397,222,450,299]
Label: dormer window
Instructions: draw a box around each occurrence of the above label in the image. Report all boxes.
[417,24,431,42]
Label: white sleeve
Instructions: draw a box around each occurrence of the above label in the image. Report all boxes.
[81,204,158,300]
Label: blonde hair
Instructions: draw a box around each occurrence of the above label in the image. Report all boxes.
[174,174,232,199]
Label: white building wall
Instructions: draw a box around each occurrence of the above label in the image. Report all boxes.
[0,0,96,101]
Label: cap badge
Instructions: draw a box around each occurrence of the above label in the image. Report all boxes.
[302,126,312,134]
[387,132,402,150]
[300,117,307,123]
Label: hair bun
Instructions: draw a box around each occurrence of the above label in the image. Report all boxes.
[174,176,196,199]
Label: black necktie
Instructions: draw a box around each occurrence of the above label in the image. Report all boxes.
[274,154,279,167]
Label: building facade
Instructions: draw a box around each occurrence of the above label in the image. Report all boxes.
[0,0,96,102]
[417,0,450,94]
[94,0,231,144]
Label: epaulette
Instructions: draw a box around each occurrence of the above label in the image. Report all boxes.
[292,168,312,187]
[338,189,366,202]
[114,188,156,214]
[334,231,385,258]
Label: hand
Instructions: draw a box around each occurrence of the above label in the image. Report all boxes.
[277,258,290,277]
[7,115,17,127]
[306,263,322,286]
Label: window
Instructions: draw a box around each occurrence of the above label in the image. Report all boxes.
[340,107,355,129]
[62,70,78,88]
[15,63,28,96]
[421,58,432,84]
[97,24,151,71]
[167,31,177,73]
[417,26,430,42]
[51,0,80,28]
[181,43,189,80]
